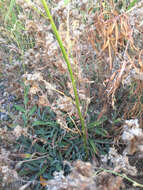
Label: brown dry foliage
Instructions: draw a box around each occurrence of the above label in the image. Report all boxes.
[87,1,143,120]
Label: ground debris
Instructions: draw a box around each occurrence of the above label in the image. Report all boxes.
[46,160,125,190]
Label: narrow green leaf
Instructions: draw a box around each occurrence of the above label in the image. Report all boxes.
[95,127,107,137]
[89,140,98,154]
[36,164,48,177]
[127,0,139,10]
[32,120,57,127]
[19,169,32,176]
[28,105,37,116]
[25,85,30,96]
[95,139,111,144]
[22,113,27,125]
[65,145,73,158]
[112,118,122,123]
[4,0,16,23]
[64,0,70,5]
[24,96,29,106]
[34,143,46,153]
[11,11,16,25]
[25,164,38,172]
[24,86,29,106]
[87,117,107,129]
[14,105,25,113]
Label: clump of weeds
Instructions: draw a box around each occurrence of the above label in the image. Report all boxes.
[0,0,143,189]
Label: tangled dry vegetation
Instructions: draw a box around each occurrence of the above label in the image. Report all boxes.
[0,0,143,189]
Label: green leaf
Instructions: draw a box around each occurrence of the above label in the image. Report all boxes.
[112,118,122,124]
[34,143,46,153]
[22,154,32,158]
[24,96,29,106]
[11,11,17,25]
[24,85,30,106]
[25,85,30,96]
[64,0,70,5]
[28,105,37,116]
[36,164,48,177]
[14,105,25,113]
[87,117,107,129]
[65,145,73,158]
[19,168,31,176]
[89,139,98,154]
[32,120,57,127]
[95,139,111,144]
[25,164,38,172]
[35,129,47,135]
[95,127,107,137]
[127,0,139,10]
[4,0,16,23]
[22,113,27,125]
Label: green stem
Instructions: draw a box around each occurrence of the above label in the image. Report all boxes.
[98,168,143,188]
[40,0,88,156]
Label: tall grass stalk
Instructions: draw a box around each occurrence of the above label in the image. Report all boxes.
[40,0,88,156]
[4,0,16,24]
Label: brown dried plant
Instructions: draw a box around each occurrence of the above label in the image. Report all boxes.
[87,0,143,119]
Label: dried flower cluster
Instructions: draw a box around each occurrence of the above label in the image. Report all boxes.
[122,119,143,155]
